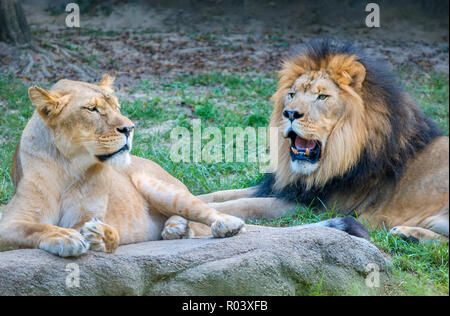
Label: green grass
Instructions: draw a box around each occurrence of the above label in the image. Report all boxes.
[0,69,448,295]
[399,68,449,135]
[371,228,449,295]
[0,73,34,205]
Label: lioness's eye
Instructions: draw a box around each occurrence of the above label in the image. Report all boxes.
[288,92,295,99]
[317,94,329,101]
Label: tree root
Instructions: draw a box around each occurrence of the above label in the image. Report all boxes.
[22,52,34,77]
[17,41,100,81]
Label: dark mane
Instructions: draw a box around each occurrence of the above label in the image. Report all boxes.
[255,40,443,208]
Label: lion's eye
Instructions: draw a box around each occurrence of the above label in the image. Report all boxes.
[288,92,296,99]
[317,94,329,101]
[86,107,99,113]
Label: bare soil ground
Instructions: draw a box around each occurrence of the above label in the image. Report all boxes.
[0,0,448,88]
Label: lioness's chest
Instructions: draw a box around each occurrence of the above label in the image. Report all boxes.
[56,171,165,242]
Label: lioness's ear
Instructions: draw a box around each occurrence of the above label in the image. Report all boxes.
[97,74,115,90]
[28,86,70,120]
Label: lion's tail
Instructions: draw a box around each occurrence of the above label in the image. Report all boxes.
[315,217,370,239]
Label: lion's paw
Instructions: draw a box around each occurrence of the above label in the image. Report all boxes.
[39,228,89,257]
[390,226,422,242]
[80,218,120,253]
[389,226,448,243]
[211,214,245,238]
[162,216,192,240]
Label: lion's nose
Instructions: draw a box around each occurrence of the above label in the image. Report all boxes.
[116,125,135,137]
[283,110,304,122]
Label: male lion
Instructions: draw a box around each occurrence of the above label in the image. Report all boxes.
[198,41,449,243]
[0,75,246,257]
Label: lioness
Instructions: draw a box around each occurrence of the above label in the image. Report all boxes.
[197,41,449,243]
[0,75,246,257]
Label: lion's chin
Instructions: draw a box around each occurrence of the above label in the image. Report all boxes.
[290,159,320,175]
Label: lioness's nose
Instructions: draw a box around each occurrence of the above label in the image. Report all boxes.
[283,110,304,122]
[116,125,135,137]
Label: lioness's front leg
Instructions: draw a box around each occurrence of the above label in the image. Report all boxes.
[132,174,245,238]
[79,218,120,253]
[62,169,120,254]
[160,216,212,240]
[0,181,90,257]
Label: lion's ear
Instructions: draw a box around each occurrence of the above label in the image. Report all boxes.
[28,86,70,121]
[345,61,366,90]
[97,74,115,90]
[329,56,366,90]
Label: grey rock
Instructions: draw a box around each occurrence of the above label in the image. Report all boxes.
[0,225,391,296]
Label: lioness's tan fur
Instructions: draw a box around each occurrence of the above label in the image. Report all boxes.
[0,76,244,257]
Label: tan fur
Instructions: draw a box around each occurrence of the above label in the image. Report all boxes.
[199,53,449,243]
[0,76,244,257]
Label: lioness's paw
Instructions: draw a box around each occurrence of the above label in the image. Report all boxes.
[211,215,245,238]
[39,228,89,257]
[162,216,191,240]
[80,218,120,253]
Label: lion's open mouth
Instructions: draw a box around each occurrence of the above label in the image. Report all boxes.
[96,144,129,162]
[287,131,322,164]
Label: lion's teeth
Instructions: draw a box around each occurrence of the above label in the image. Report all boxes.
[292,147,313,156]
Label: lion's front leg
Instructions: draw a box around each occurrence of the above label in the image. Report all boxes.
[208,197,297,221]
[197,187,257,203]
[132,174,245,239]
[390,226,448,243]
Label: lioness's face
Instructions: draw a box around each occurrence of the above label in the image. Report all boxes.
[280,71,345,175]
[29,77,134,167]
